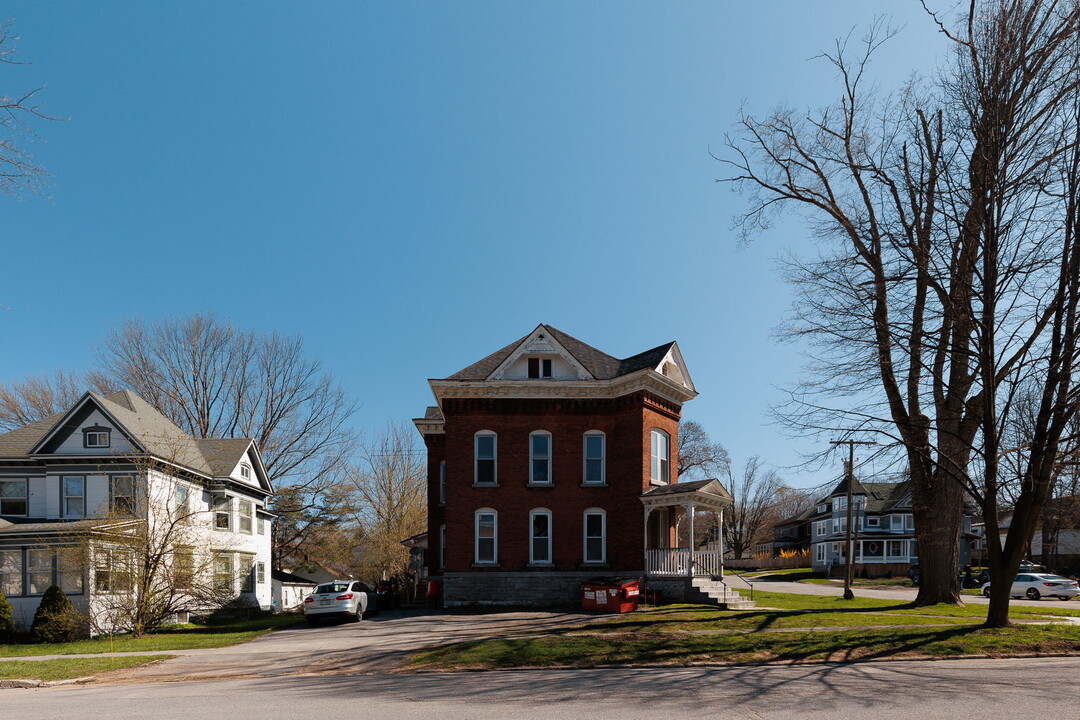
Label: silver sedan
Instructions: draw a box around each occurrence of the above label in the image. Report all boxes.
[980,573,1079,601]
[303,581,377,624]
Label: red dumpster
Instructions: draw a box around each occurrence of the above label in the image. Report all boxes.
[580,578,641,613]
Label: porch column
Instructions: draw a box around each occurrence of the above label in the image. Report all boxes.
[718,506,724,579]
[686,501,696,577]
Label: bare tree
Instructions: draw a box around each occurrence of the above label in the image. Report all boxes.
[347,422,426,584]
[721,1,1080,621]
[723,457,787,559]
[678,419,731,480]
[0,370,114,430]
[95,314,359,568]
[1,19,55,199]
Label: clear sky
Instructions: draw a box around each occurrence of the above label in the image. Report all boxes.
[1,2,950,490]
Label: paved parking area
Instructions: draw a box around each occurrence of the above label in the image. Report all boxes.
[112,608,595,683]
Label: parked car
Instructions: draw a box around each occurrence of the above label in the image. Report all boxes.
[303,581,377,624]
[979,573,1079,601]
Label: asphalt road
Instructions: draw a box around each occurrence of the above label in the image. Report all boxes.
[6,656,1080,719]
[749,577,1076,609]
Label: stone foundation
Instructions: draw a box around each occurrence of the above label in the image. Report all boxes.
[442,570,646,607]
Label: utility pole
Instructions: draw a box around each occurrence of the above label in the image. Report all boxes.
[830,439,876,600]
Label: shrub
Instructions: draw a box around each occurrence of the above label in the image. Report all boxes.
[29,585,80,643]
[0,589,14,642]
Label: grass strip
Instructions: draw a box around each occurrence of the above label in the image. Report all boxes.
[0,615,302,658]
[0,655,173,681]
[407,624,1080,671]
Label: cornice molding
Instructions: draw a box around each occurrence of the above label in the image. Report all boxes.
[428,368,697,407]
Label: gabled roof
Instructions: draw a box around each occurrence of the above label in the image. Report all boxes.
[0,390,270,492]
[640,478,733,510]
[272,569,317,585]
[445,324,680,382]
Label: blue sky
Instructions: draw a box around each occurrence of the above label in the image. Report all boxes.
[1,2,949,489]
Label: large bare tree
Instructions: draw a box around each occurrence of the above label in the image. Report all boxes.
[0,369,112,430]
[723,457,787,559]
[1,19,57,199]
[678,419,731,480]
[722,1,1080,623]
[347,422,426,584]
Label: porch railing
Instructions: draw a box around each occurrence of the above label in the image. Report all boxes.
[646,548,723,577]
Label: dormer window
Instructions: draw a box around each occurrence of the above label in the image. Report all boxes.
[528,357,553,379]
[83,425,111,449]
[240,464,251,480]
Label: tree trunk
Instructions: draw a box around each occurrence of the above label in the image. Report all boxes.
[912,464,965,605]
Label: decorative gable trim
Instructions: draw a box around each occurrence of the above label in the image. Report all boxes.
[654,342,696,394]
[29,393,143,456]
[487,325,594,381]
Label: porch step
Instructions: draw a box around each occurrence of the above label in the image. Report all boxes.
[686,578,757,610]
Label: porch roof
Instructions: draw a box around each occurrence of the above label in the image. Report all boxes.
[640,478,732,511]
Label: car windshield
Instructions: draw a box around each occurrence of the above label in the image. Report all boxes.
[315,583,350,594]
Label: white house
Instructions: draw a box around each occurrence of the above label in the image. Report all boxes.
[0,390,274,631]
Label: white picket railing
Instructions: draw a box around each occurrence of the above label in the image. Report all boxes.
[645,548,723,577]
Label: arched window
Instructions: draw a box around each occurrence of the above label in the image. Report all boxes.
[474,431,497,485]
[583,431,605,485]
[583,508,606,564]
[650,429,670,484]
[474,508,498,564]
[529,431,552,485]
[529,508,552,565]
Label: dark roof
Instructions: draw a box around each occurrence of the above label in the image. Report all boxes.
[0,390,259,483]
[272,569,317,585]
[423,406,444,421]
[775,506,817,526]
[641,478,733,503]
[197,438,254,477]
[445,324,674,381]
[0,518,133,536]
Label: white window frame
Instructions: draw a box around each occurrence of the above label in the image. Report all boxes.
[63,476,85,518]
[109,475,137,516]
[815,543,825,563]
[650,429,670,484]
[527,357,553,379]
[583,508,606,564]
[0,479,28,516]
[0,548,22,597]
[83,427,111,448]
[474,508,498,565]
[240,463,251,480]
[583,431,605,485]
[174,483,192,523]
[213,494,233,532]
[238,499,254,535]
[866,516,880,527]
[529,508,553,565]
[891,515,904,532]
[529,431,552,486]
[474,432,497,485]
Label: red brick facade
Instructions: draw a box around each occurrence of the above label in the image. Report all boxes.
[425,394,680,577]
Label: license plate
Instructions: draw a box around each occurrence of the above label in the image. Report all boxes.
[319,599,331,606]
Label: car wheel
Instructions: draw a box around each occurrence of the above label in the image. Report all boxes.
[354,606,364,622]
[1060,596,1072,601]
[1026,588,1041,600]
[982,586,991,598]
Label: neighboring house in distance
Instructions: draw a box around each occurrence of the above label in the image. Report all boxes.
[770,506,814,558]
[0,390,274,631]
[808,474,977,577]
[272,569,318,610]
[414,324,740,608]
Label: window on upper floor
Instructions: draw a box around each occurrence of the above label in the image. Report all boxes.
[834,496,848,511]
[63,476,85,518]
[529,431,551,485]
[83,425,111,449]
[530,508,552,565]
[528,357,553,379]
[650,429,670,484]
[174,484,192,523]
[213,494,233,531]
[475,509,497,564]
[109,475,136,516]
[866,516,880,527]
[475,432,497,485]
[583,432,605,485]
[0,479,27,516]
[240,464,251,480]
[583,509,606,564]
[238,499,254,534]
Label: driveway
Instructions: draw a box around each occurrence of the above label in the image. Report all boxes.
[113,607,595,683]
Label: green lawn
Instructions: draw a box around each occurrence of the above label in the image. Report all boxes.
[408,624,1080,670]
[0,655,173,682]
[0,615,302,658]
[404,591,1080,671]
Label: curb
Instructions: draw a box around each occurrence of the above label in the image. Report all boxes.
[0,676,94,689]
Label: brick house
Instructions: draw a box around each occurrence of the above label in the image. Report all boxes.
[413,325,738,607]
